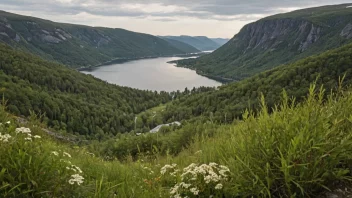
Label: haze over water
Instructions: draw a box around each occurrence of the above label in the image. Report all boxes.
[81,57,222,92]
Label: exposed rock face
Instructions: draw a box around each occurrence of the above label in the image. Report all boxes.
[239,18,322,53]
[341,23,352,39]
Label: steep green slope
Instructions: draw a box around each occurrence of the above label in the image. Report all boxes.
[160,38,200,53]
[175,4,352,80]
[162,42,352,123]
[0,43,173,137]
[0,11,187,68]
[210,38,229,45]
[160,36,221,51]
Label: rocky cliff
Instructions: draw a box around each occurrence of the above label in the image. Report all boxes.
[175,4,352,80]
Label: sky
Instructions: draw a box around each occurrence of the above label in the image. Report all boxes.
[0,0,351,38]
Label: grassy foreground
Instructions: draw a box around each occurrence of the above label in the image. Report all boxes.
[1,85,352,197]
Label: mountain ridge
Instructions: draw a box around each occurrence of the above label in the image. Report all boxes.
[174,4,352,80]
[0,10,200,68]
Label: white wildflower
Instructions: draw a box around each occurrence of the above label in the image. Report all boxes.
[215,183,223,190]
[6,121,10,124]
[15,127,31,134]
[160,164,176,175]
[0,133,11,142]
[68,174,84,185]
[33,135,41,139]
[51,151,59,156]
[24,137,32,141]
[190,187,199,195]
[63,152,71,158]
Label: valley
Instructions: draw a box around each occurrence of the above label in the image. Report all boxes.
[1,3,352,198]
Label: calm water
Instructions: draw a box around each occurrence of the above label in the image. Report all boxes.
[81,57,222,92]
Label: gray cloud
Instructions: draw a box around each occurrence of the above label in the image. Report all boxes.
[1,0,351,22]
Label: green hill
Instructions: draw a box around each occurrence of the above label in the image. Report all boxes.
[160,35,221,51]
[0,11,191,68]
[0,43,174,138]
[174,4,352,80]
[162,42,352,124]
[160,38,201,53]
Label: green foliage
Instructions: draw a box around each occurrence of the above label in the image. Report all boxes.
[0,43,174,137]
[0,11,195,68]
[162,42,352,124]
[175,4,352,80]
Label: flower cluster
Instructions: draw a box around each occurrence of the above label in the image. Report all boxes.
[168,162,230,198]
[0,133,11,142]
[66,165,83,174]
[160,163,179,176]
[15,127,41,141]
[68,174,84,185]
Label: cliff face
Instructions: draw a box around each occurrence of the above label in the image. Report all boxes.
[178,4,352,80]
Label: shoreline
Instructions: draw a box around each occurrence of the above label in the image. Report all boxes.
[77,52,210,72]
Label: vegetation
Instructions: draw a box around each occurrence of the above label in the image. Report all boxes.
[1,84,352,197]
[160,36,222,51]
[162,42,352,124]
[174,4,352,80]
[0,11,199,68]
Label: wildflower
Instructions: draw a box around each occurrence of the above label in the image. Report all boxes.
[0,133,11,142]
[68,174,84,185]
[33,135,41,139]
[215,183,223,190]
[190,187,199,195]
[51,151,59,156]
[63,152,71,158]
[24,137,32,141]
[161,164,177,175]
[67,165,83,173]
[15,127,31,134]
[6,121,10,124]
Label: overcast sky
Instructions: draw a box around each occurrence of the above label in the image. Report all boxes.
[1,0,351,38]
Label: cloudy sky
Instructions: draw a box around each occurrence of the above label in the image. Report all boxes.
[1,0,351,38]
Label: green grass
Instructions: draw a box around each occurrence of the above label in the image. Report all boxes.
[1,84,352,197]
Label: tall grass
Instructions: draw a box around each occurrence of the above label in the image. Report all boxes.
[1,84,352,197]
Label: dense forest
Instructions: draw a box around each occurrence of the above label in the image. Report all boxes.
[161,42,352,124]
[174,4,352,80]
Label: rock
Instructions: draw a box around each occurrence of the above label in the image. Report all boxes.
[299,24,321,52]
[14,34,20,42]
[41,35,61,43]
[340,23,352,39]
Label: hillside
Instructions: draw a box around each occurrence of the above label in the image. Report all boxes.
[2,81,352,197]
[0,11,192,68]
[160,35,222,51]
[210,38,229,45]
[0,43,174,137]
[175,4,352,80]
[160,38,201,53]
[161,42,352,124]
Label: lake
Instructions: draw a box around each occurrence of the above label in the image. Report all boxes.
[81,57,222,92]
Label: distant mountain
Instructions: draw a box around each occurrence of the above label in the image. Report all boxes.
[161,38,200,53]
[0,11,191,69]
[160,36,222,51]
[175,4,352,80]
[210,38,229,45]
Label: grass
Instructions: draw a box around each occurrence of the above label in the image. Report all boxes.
[1,84,352,197]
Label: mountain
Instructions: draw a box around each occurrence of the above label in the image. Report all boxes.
[210,38,229,45]
[0,11,192,69]
[160,37,200,53]
[160,35,222,51]
[162,42,352,124]
[174,4,352,80]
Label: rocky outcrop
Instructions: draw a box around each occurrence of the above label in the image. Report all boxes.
[341,23,352,39]
[298,24,321,52]
[240,18,322,53]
